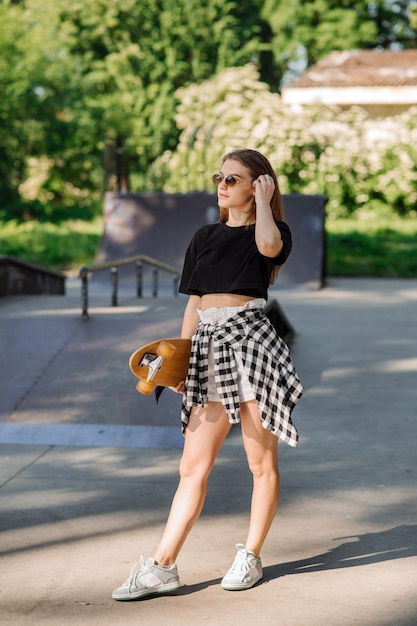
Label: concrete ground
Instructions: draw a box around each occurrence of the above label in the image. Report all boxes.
[0,276,416,626]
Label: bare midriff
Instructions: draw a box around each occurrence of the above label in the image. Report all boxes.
[200,293,255,310]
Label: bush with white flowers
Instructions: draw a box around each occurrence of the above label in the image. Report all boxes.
[148,64,417,219]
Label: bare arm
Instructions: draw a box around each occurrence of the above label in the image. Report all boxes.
[253,175,283,258]
[181,294,201,338]
[170,295,200,394]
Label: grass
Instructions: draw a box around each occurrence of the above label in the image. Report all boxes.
[326,217,417,278]
[0,215,416,277]
[0,218,102,273]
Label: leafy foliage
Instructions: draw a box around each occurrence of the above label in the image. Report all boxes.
[0,0,273,219]
[0,218,102,271]
[263,0,416,71]
[150,65,417,218]
[0,0,416,221]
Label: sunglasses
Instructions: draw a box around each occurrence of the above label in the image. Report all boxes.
[212,173,251,188]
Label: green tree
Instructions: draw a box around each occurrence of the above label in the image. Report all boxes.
[2,0,416,221]
[1,0,273,218]
[150,65,417,218]
[0,1,95,220]
[409,3,417,30]
[52,0,271,189]
[263,0,417,78]
[0,2,56,211]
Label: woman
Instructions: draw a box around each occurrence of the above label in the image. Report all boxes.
[112,149,303,600]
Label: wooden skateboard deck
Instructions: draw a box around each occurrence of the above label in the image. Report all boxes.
[129,338,192,396]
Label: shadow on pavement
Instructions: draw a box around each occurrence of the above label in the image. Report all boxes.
[264,524,417,579]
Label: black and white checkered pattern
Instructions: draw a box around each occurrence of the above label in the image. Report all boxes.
[182,308,304,447]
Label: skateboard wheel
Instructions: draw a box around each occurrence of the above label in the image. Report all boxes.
[156,341,176,360]
[137,379,156,395]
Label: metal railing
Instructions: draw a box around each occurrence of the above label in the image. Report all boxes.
[79,254,180,320]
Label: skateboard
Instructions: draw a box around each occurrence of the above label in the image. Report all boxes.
[129,338,192,396]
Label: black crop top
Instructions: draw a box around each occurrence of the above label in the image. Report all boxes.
[179,221,292,300]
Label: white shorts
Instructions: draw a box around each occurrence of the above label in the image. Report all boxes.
[197,299,266,403]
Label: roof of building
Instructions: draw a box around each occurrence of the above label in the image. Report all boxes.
[287,49,417,89]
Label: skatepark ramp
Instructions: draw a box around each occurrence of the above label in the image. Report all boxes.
[96,191,327,290]
[79,190,326,328]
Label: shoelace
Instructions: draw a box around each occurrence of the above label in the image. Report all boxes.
[123,556,151,592]
[228,546,253,576]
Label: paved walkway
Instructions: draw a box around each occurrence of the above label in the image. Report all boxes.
[0,277,416,626]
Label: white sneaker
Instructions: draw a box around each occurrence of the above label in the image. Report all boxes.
[112,556,181,601]
[221,544,263,590]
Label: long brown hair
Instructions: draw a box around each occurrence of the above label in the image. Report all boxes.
[218,149,285,224]
[218,149,284,284]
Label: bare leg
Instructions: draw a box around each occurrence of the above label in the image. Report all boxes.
[154,402,231,565]
[240,400,280,557]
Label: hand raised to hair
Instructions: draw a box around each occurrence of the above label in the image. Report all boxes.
[254,174,275,206]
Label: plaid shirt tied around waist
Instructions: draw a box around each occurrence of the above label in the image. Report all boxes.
[181,307,304,447]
